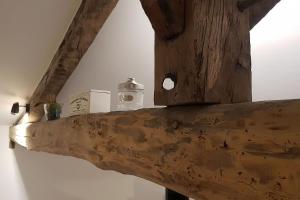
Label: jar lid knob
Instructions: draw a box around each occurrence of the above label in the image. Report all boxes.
[118,78,144,91]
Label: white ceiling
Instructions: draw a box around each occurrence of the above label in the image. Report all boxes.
[0,0,81,125]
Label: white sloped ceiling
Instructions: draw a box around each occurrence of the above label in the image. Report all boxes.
[0,0,81,125]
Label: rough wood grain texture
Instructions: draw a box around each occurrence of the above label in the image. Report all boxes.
[10,100,300,200]
[249,0,281,29]
[154,0,252,106]
[140,0,185,40]
[17,0,119,124]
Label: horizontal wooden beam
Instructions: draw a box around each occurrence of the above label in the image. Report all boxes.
[16,0,119,124]
[140,0,185,40]
[10,99,300,200]
[248,0,281,29]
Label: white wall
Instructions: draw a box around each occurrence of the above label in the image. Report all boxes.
[251,0,300,101]
[57,0,155,114]
[2,0,300,200]
[0,125,27,200]
[0,125,163,200]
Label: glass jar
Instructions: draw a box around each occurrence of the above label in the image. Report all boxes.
[117,78,144,111]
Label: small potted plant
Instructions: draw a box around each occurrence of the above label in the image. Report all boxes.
[44,95,62,121]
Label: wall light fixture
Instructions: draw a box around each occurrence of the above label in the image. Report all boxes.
[11,102,30,115]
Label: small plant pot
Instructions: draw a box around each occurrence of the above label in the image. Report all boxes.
[44,103,61,121]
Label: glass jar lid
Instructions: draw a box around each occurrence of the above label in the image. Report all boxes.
[118,78,144,91]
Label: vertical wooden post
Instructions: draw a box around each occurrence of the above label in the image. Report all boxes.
[154,0,252,106]
[151,0,252,197]
[138,0,284,198]
[166,189,188,200]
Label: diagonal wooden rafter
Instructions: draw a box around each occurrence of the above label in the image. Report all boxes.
[246,0,281,29]
[238,0,264,11]
[140,0,185,40]
[16,0,119,124]
[10,99,300,200]
[140,0,281,40]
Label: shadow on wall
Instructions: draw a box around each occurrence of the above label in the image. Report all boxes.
[128,177,165,200]
[13,146,164,200]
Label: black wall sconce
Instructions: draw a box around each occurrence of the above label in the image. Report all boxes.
[11,102,30,115]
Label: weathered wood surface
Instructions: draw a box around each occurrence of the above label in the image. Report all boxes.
[140,0,185,40]
[16,0,119,124]
[154,0,252,106]
[249,0,281,29]
[10,100,300,200]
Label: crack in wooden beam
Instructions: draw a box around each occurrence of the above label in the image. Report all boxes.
[16,0,119,124]
[10,99,300,200]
